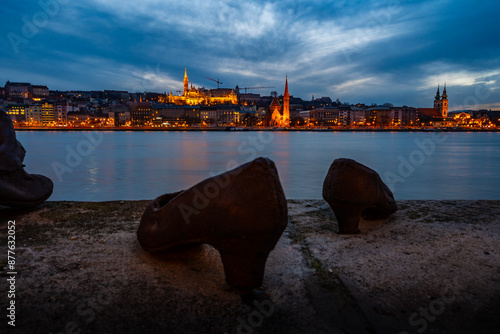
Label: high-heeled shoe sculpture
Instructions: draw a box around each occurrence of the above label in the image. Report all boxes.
[0,110,53,207]
[137,157,288,290]
[323,158,397,234]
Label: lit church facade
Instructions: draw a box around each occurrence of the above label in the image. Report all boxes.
[266,76,290,127]
[159,69,238,106]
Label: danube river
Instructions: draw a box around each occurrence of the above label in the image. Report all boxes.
[17,131,500,201]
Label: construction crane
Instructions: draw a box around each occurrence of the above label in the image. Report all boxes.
[204,77,223,89]
[240,86,275,93]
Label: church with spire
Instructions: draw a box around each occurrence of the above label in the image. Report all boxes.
[159,68,238,106]
[433,84,448,118]
[418,84,449,121]
[183,68,189,96]
[265,76,290,127]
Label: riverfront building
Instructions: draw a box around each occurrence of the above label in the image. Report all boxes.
[419,84,448,121]
[264,76,291,127]
[159,69,238,106]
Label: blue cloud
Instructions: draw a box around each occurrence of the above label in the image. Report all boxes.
[1,0,499,110]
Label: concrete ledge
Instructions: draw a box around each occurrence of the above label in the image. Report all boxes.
[1,200,499,334]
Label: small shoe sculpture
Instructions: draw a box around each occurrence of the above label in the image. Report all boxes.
[322,158,397,234]
[0,110,53,207]
[137,157,288,290]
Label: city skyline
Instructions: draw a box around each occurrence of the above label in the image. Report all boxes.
[1,0,500,111]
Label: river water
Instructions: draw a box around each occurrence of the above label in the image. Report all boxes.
[17,131,500,201]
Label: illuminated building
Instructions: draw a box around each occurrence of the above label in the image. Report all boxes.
[183,68,189,95]
[202,105,241,125]
[159,68,238,106]
[31,85,49,97]
[26,104,43,124]
[41,103,54,124]
[454,112,472,126]
[265,76,290,127]
[25,103,61,126]
[394,106,419,126]
[419,84,449,121]
[5,104,27,122]
[54,102,69,124]
[435,84,449,118]
[4,81,49,99]
[309,107,340,126]
[129,102,152,126]
[310,105,419,127]
[283,76,290,126]
[109,105,131,126]
[151,104,201,126]
[5,81,30,98]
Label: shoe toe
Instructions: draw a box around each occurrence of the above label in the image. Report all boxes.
[0,171,54,207]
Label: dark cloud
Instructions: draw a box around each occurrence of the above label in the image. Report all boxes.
[1,0,499,109]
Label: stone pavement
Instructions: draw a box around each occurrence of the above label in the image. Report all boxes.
[1,200,499,333]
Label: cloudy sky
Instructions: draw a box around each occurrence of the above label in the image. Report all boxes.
[1,0,499,110]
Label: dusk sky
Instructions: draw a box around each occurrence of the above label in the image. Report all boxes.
[1,0,499,110]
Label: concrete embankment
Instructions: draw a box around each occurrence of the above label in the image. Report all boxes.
[1,200,499,333]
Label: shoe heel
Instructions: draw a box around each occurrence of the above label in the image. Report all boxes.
[332,205,363,234]
[218,249,270,290]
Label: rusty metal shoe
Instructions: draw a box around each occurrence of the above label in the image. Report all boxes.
[0,110,53,207]
[0,169,54,207]
[322,158,397,234]
[137,157,288,290]
[0,110,26,172]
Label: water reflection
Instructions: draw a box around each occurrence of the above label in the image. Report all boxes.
[16,131,500,201]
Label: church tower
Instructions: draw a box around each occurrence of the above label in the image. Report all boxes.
[441,83,448,118]
[283,76,290,127]
[433,85,442,109]
[432,84,448,119]
[183,68,189,96]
